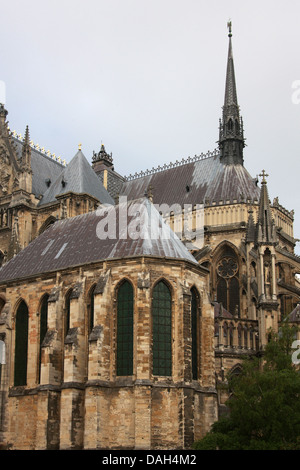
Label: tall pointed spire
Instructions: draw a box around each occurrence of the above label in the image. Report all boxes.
[218,21,245,165]
[256,170,277,244]
[224,23,238,109]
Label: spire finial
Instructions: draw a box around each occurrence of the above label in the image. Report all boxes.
[227,20,232,38]
[78,143,82,151]
[259,170,269,184]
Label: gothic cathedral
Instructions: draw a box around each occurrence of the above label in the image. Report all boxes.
[0,25,299,450]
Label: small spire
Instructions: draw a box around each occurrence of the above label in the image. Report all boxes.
[78,143,82,151]
[22,124,31,170]
[24,125,30,146]
[257,171,277,244]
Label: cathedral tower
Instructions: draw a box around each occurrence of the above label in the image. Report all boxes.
[218,22,245,165]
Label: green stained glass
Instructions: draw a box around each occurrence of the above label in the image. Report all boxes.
[152,281,172,376]
[116,281,133,376]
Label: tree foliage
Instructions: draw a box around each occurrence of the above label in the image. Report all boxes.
[193,323,300,450]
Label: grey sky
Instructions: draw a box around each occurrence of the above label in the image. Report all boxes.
[1,0,300,254]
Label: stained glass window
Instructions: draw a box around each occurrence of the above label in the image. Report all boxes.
[152,281,172,376]
[216,256,240,314]
[116,281,134,376]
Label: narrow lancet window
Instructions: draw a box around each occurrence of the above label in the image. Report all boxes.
[14,301,29,386]
[152,281,172,376]
[116,281,134,376]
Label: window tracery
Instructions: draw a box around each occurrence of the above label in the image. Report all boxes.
[216,252,240,315]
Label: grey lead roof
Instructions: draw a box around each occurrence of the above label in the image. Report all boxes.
[0,198,197,283]
[38,150,115,206]
[121,154,260,208]
[13,138,64,197]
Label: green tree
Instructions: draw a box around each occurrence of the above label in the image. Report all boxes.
[193,323,300,450]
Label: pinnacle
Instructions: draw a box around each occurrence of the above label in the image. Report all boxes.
[24,125,30,146]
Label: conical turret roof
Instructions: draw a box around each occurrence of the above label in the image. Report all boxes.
[39,149,114,206]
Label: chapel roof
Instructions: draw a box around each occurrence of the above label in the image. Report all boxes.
[38,149,115,206]
[0,197,198,283]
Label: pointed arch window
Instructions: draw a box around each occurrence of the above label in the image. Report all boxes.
[65,289,72,338]
[14,301,29,386]
[38,294,49,383]
[152,281,172,376]
[216,251,240,315]
[191,287,200,380]
[116,280,134,376]
[88,285,96,334]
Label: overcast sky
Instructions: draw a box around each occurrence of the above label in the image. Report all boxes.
[1,0,300,254]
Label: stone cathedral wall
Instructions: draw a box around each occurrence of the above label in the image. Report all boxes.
[0,257,217,450]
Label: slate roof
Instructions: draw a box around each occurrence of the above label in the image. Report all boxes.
[287,304,300,323]
[0,198,197,283]
[13,138,64,198]
[214,302,233,319]
[38,150,115,206]
[121,154,260,209]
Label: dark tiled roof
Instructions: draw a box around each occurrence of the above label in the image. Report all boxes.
[287,304,300,323]
[38,150,115,206]
[214,302,233,319]
[0,198,197,283]
[121,154,260,209]
[13,138,64,197]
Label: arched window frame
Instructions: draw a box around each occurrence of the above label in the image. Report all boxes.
[38,294,49,383]
[152,279,172,377]
[191,286,201,380]
[38,216,56,236]
[116,279,134,377]
[215,245,240,315]
[14,300,29,387]
[87,284,96,335]
[64,289,73,338]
